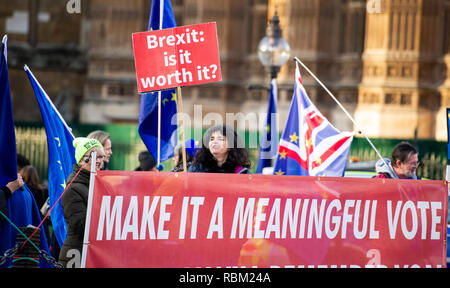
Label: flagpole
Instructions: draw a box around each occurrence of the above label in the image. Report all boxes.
[156,0,164,169]
[293,56,393,174]
[81,151,97,268]
[157,90,161,167]
[176,86,187,172]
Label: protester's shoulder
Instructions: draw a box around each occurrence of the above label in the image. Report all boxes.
[62,181,89,203]
[187,162,205,173]
[235,166,250,174]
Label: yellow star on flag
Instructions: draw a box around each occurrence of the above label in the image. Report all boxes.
[289,132,298,143]
[61,180,66,190]
[279,150,287,160]
[305,138,312,149]
[275,168,285,175]
[315,157,322,165]
[54,137,60,147]
[171,92,177,102]
[266,124,270,133]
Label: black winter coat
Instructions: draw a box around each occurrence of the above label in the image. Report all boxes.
[58,164,90,267]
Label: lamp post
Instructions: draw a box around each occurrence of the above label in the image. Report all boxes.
[257,12,290,80]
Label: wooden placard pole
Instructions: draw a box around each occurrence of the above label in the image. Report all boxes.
[177,86,188,172]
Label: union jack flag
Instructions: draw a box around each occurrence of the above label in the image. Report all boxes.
[273,63,354,177]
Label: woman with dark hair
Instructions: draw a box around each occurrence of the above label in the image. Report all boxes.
[188,125,251,174]
[20,165,46,211]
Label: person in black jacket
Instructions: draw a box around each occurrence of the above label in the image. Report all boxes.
[59,137,105,268]
[135,150,157,171]
[0,174,24,220]
[188,125,251,174]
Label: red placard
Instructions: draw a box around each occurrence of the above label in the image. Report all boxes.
[82,172,448,268]
[132,22,221,93]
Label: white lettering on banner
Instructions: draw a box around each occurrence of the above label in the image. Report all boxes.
[207,197,224,239]
[158,196,172,240]
[94,196,443,241]
[281,199,301,238]
[230,198,255,239]
[140,68,193,89]
[387,201,442,240]
[146,28,205,49]
[96,196,123,240]
[121,196,139,240]
[96,196,173,240]
[179,197,205,239]
[140,196,160,239]
[324,199,341,239]
[430,201,441,239]
[265,198,281,239]
[254,198,269,239]
[189,197,204,239]
[307,199,326,239]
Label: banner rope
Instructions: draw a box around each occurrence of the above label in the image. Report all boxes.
[17,161,88,253]
[0,210,41,253]
[293,57,395,176]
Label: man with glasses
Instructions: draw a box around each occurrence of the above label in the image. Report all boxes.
[374,142,421,180]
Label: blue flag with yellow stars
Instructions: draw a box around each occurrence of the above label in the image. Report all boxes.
[138,0,178,163]
[273,62,353,177]
[256,79,278,174]
[0,35,17,188]
[25,65,76,247]
[1,36,51,268]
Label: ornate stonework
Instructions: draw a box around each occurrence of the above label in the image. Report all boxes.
[2,0,450,140]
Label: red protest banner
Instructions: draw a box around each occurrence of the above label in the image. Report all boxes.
[132,22,221,93]
[82,172,448,268]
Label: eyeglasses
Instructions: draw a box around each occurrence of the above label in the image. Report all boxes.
[405,160,420,167]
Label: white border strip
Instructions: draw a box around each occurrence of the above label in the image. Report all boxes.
[80,151,97,268]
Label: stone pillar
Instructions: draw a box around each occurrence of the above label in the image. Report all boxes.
[435,0,450,141]
[355,0,445,139]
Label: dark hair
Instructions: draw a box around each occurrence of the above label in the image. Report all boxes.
[174,144,194,167]
[193,125,251,169]
[20,165,42,189]
[137,151,156,171]
[17,153,30,170]
[391,142,418,167]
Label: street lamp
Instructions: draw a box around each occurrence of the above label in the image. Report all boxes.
[257,12,291,80]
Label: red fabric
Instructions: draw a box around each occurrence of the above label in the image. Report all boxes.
[83,171,448,268]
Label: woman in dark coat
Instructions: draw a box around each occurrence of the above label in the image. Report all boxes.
[59,137,105,268]
[188,125,251,174]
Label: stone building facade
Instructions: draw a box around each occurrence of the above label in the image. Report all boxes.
[1,0,450,140]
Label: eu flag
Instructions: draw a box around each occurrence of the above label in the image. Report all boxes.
[25,65,76,247]
[256,79,278,174]
[1,35,51,268]
[0,35,17,187]
[139,0,178,163]
[273,63,353,177]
